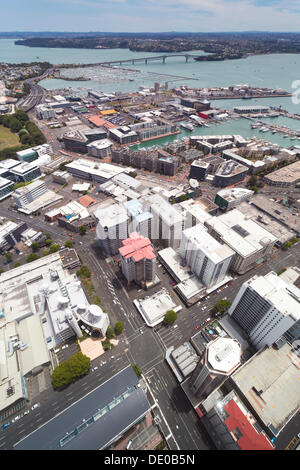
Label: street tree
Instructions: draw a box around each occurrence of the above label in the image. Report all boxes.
[114,321,124,335]
[163,310,177,325]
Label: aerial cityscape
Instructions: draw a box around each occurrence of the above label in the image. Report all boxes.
[0,0,299,458]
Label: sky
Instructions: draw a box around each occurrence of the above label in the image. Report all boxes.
[1,0,300,32]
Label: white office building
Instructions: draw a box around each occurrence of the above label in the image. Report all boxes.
[0,177,14,201]
[87,139,113,158]
[12,180,48,208]
[94,201,129,255]
[36,104,56,120]
[179,224,234,289]
[205,209,277,274]
[228,271,300,350]
[65,158,127,184]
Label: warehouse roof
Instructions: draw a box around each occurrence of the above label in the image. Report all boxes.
[14,365,150,450]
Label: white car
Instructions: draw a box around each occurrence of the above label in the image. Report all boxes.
[31,403,39,410]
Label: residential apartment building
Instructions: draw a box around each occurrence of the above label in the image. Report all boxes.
[119,232,156,286]
[124,199,152,240]
[94,201,129,255]
[179,224,235,289]
[147,194,183,249]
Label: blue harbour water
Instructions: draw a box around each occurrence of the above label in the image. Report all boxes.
[1,39,300,147]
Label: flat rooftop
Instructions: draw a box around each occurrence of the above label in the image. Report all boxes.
[243,271,300,321]
[134,288,180,327]
[231,342,300,434]
[238,201,295,244]
[250,195,300,234]
[207,209,278,257]
[182,224,235,265]
[14,365,150,450]
[10,161,38,175]
[206,337,241,375]
[264,160,300,184]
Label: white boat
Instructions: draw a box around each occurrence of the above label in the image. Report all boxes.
[180,122,194,131]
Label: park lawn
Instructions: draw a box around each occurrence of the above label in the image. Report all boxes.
[0,125,20,151]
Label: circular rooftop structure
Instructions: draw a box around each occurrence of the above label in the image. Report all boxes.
[207,337,241,375]
[89,304,103,318]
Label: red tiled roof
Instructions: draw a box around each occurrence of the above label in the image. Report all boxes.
[224,399,274,451]
[88,115,115,129]
[119,232,156,262]
[78,195,96,207]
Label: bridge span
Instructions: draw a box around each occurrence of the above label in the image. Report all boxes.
[56,54,198,69]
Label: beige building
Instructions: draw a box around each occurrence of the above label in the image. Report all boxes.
[205,209,277,274]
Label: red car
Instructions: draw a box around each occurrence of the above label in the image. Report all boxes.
[194,325,201,330]
[228,282,233,286]
[172,282,176,286]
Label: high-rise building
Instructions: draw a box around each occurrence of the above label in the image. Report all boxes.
[119,232,156,286]
[228,271,300,350]
[124,199,152,240]
[147,194,183,249]
[188,337,241,400]
[95,201,129,255]
[205,209,277,274]
[179,224,234,288]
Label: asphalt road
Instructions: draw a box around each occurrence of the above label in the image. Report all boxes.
[1,210,299,450]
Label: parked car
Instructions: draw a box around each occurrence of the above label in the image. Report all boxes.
[194,325,201,330]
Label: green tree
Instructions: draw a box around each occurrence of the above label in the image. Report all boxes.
[5,252,12,262]
[132,364,142,378]
[76,265,91,278]
[102,339,112,351]
[51,352,90,389]
[163,310,177,325]
[45,238,52,245]
[26,253,40,263]
[282,241,292,251]
[105,326,114,340]
[20,133,34,146]
[213,299,232,314]
[64,240,74,249]
[49,243,60,254]
[114,321,124,335]
[9,118,23,134]
[14,262,21,268]
[51,361,73,389]
[31,241,40,252]
[14,110,29,123]
[79,225,87,235]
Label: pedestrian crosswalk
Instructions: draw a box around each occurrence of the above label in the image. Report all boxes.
[155,325,184,350]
